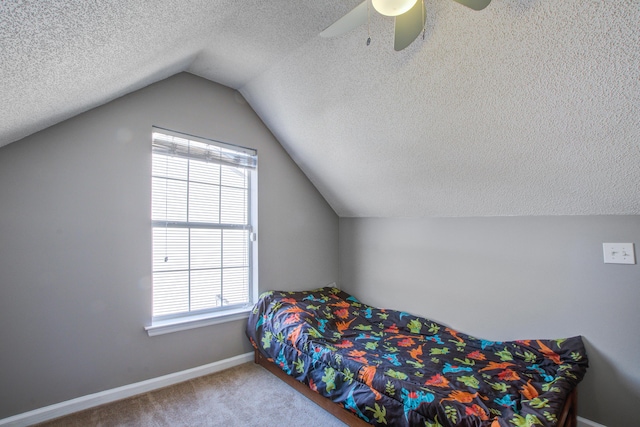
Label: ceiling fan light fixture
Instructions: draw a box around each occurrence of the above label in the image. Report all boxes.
[371,0,419,17]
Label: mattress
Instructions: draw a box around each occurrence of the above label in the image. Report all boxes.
[246,287,588,426]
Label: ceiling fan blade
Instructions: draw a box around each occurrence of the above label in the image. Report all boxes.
[394,0,425,51]
[450,0,491,11]
[320,1,368,38]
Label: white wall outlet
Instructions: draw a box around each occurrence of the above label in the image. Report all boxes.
[603,243,636,264]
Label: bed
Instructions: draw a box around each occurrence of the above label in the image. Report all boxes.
[246,287,588,427]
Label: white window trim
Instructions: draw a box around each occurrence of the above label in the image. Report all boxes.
[148,127,258,335]
[145,305,252,336]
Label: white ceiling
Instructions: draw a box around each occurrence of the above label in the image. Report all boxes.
[1,0,638,217]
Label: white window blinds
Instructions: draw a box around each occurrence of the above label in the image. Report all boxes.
[151,128,257,319]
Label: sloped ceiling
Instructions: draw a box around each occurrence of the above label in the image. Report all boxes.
[1,0,638,217]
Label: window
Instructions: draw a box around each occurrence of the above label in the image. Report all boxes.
[149,128,257,331]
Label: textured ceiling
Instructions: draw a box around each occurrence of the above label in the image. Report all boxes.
[1,0,639,217]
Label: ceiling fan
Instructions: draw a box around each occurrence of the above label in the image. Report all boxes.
[320,0,491,51]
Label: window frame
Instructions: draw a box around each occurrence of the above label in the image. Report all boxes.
[145,127,258,336]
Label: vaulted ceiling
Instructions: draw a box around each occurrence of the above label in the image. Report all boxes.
[1,0,638,217]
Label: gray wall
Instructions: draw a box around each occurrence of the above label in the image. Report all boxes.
[340,216,640,427]
[0,73,339,419]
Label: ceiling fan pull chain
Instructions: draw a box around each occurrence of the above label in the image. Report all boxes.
[422,0,427,41]
[366,0,372,46]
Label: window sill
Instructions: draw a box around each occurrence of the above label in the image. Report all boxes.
[145,307,252,336]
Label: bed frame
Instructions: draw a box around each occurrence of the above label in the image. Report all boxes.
[255,349,578,427]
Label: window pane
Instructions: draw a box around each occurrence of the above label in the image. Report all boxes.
[223,230,248,268]
[152,153,187,180]
[153,270,189,316]
[191,229,221,270]
[222,267,249,306]
[220,186,247,224]
[188,181,220,223]
[191,269,222,311]
[221,164,247,188]
[152,177,187,222]
[152,228,189,271]
[189,159,220,185]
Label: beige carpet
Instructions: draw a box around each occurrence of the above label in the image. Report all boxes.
[35,362,348,426]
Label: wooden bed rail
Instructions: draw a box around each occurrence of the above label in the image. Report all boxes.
[557,387,578,427]
[255,350,370,426]
[254,349,578,427]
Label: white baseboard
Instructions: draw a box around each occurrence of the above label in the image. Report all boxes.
[0,352,254,427]
[577,416,607,427]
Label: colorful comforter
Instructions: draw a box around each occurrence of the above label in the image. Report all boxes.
[246,287,588,427]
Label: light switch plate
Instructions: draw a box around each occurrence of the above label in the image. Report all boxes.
[603,243,636,264]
